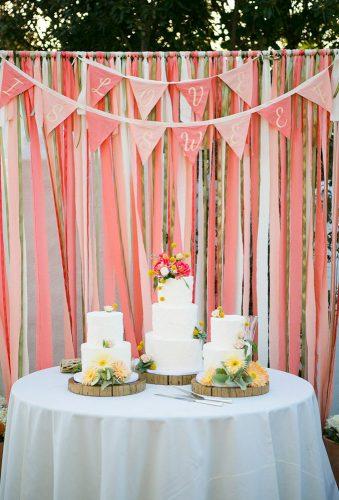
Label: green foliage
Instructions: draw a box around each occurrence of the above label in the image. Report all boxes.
[212,357,253,390]
[89,366,127,389]
[135,356,155,373]
[0,0,337,51]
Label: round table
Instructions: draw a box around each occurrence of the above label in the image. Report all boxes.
[0,368,337,500]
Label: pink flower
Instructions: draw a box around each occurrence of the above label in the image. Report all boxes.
[175,261,191,278]
[153,256,170,274]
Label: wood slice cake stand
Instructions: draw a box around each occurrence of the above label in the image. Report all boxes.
[68,377,146,397]
[142,372,197,386]
[191,378,269,398]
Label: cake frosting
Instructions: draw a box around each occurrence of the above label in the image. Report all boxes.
[81,309,131,373]
[203,313,249,370]
[145,275,203,373]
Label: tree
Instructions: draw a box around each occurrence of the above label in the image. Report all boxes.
[0,0,337,51]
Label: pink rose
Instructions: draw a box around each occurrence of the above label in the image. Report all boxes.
[153,256,170,274]
[175,261,191,278]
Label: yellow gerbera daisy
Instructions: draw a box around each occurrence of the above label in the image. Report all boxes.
[200,368,215,386]
[224,355,245,374]
[111,361,131,382]
[246,362,269,387]
[91,352,114,369]
[83,367,99,386]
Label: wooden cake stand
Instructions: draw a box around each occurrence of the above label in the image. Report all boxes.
[191,378,269,398]
[68,377,146,397]
[142,372,197,386]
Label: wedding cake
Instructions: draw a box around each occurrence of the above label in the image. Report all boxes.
[144,250,203,373]
[81,306,131,373]
[203,308,250,370]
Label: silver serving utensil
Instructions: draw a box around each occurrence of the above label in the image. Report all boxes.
[177,387,233,404]
[154,393,223,407]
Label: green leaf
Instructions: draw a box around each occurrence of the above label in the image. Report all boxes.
[215,367,226,375]
[91,375,100,386]
[106,368,111,380]
[213,372,228,384]
[101,380,112,390]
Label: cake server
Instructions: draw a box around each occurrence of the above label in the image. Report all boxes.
[154,393,223,407]
[177,387,232,404]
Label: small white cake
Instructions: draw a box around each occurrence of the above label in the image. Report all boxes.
[145,276,203,373]
[203,314,249,370]
[80,309,131,373]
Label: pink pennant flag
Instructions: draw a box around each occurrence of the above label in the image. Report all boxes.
[129,122,166,164]
[176,78,211,119]
[258,96,291,138]
[87,112,119,152]
[219,59,253,105]
[88,64,122,107]
[297,69,332,113]
[0,60,34,107]
[130,79,168,120]
[42,91,77,135]
[172,125,207,164]
[215,114,251,159]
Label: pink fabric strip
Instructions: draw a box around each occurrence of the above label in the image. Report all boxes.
[242,146,251,316]
[21,56,53,369]
[268,60,280,369]
[278,54,287,371]
[7,99,22,382]
[288,56,303,375]
[0,155,11,396]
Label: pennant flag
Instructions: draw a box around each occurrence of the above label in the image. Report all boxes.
[172,125,207,164]
[297,69,332,113]
[129,122,166,164]
[219,59,253,105]
[215,114,251,159]
[258,96,291,138]
[130,79,168,120]
[88,64,122,107]
[42,91,77,135]
[87,112,119,152]
[176,78,211,120]
[0,60,34,107]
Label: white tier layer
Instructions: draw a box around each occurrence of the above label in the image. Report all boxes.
[152,303,198,340]
[145,331,202,373]
[203,343,246,370]
[211,315,246,348]
[86,311,124,345]
[81,341,131,373]
[157,276,193,304]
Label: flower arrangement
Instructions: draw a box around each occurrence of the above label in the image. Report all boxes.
[102,339,113,348]
[324,415,339,443]
[135,340,157,372]
[211,305,225,318]
[104,303,118,312]
[148,243,191,291]
[83,361,131,390]
[135,354,157,373]
[200,357,268,390]
[193,321,207,342]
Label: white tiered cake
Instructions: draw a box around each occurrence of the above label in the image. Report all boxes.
[145,276,203,373]
[81,309,131,373]
[203,313,248,370]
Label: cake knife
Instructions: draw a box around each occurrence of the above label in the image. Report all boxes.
[177,387,233,404]
[154,393,223,407]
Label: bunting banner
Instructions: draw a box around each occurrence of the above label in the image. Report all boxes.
[219,58,254,105]
[215,115,251,158]
[0,50,337,428]
[129,122,167,164]
[258,96,291,138]
[87,63,122,106]
[0,60,34,108]
[172,125,208,164]
[175,78,211,119]
[129,79,168,119]
[87,111,119,152]
[42,90,77,135]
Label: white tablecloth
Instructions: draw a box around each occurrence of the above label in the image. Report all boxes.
[0,367,337,500]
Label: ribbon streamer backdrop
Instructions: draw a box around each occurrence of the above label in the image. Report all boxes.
[0,49,337,424]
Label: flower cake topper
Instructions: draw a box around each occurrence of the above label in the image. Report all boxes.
[148,242,191,292]
[104,303,118,312]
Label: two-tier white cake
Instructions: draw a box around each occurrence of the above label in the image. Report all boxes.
[203,313,249,370]
[145,276,203,373]
[81,309,131,373]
